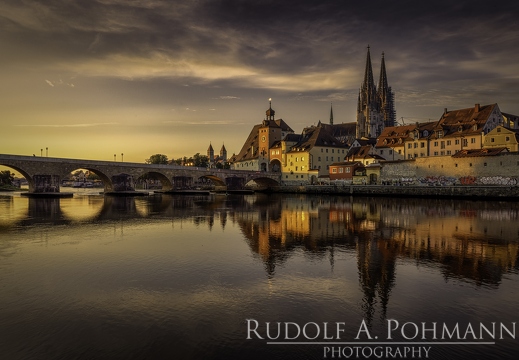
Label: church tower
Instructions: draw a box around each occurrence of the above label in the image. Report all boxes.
[378,52,396,128]
[220,144,227,162]
[207,143,214,164]
[356,46,394,138]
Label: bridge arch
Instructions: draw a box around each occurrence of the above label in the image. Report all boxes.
[138,171,173,191]
[0,163,34,190]
[198,175,226,187]
[63,167,112,191]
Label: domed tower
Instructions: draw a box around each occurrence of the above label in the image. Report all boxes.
[265,98,275,121]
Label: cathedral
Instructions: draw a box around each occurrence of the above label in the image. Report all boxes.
[356,46,396,139]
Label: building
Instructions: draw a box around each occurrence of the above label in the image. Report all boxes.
[357,46,396,138]
[329,161,364,181]
[483,126,519,152]
[282,123,350,183]
[230,99,294,171]
[427,103,504,157]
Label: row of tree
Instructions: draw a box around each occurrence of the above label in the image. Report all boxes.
[145,153,230,169]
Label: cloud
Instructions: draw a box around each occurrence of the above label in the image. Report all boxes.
[45,80,54,87]
[14,122,120,128]
[218,96,240,100]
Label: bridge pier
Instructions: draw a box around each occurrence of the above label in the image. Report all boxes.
[21,174,73,198]
[104,174,148,196]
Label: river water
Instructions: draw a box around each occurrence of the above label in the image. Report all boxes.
[0,190,518,360]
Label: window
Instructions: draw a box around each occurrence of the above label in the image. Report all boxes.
[455,164,458,167]
[447,151,451,155]
[447,140,451,146]
[301,166,305,170]
[295,166,298,171]
[484,163,487,166]
[398,150,402,154]
[339,168,343,173]
[326,149,329,153]
[506,136,510,142]
[471,138,476,144]
[491,138,495,143]
[380,150,384,155]
[346,167,351,173]
[440,151,445,155]
[408,143,412,149]
[332,149,334,153]
[321,149,323,153]
[463,139,468,147]
[326,156,328,161]
[441,141,445,149]
[301,157,305,161]
[434,141,438,147]
[455,139,460,145]
[420,143,425,148]
[434,151,439,156]
[497,127,502,132]
[332,168,337,173]
[318,157,321,161]
[414,143,418,148]
[389,150,393,155]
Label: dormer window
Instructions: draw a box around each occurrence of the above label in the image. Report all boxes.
[473,125,478,131]
[422,130,428,137]
[458,126,463,132]
[437,131,443,138]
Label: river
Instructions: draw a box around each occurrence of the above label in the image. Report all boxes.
[0,190,518,359]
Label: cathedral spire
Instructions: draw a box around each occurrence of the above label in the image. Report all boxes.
[362,45,377,100]
[378,52,389,100]
[330,102,334,125]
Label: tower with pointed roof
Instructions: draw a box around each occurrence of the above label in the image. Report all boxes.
[207,143,214,164]
[356,46,395,138]
[378,52,396,129]
[330,103,334,125]
[220,144,227,162]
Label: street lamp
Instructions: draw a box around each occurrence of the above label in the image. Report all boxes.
[40,148,43,157]
[46,147,48,157]
[114,154,116,161]
[121,153,124,162]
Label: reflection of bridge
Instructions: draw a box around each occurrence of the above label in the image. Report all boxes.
[0,154,281,195]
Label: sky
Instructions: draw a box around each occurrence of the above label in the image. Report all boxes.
[1,0,519,164]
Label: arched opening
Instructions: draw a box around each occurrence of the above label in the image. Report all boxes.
[198,175,226,189]
[0,165,31,191]
[249,177,280,190]
[269,159,282,172]
[137,171,173,191]
[260,162,267,172]
[63,168,111,192]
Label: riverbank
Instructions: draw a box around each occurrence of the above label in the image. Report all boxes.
[267,184,519,199]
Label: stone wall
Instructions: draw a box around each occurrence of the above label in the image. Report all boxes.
[380,152,519,185]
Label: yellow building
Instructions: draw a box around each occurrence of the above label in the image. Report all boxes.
[483,125,519,152]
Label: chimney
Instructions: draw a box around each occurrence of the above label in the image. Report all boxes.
[475,103,480,112]
[444,108,448,115]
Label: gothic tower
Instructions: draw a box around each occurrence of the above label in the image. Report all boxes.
[356,46,394,138]
[330,102,334,125]
[378,52,396,128]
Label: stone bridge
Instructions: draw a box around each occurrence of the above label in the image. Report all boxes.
[0,154,281,195]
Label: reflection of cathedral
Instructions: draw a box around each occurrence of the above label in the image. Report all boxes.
[235,195,519,321]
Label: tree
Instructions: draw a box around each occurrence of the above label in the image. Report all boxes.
[146,154,169,164]
[0,170,14,185]
[192,153,209,168]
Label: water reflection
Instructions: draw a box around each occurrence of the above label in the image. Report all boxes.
[1,192,518,359]
[2,193,517,287]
